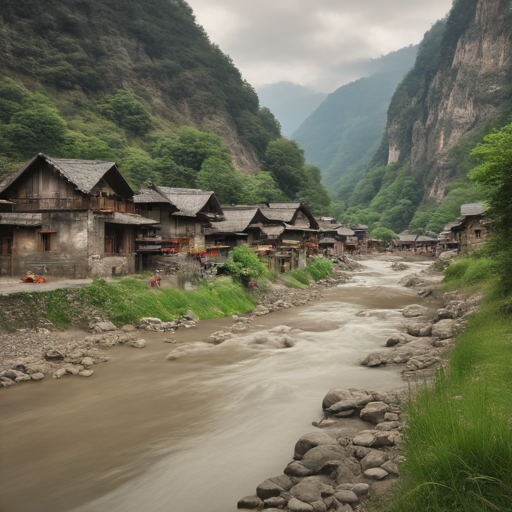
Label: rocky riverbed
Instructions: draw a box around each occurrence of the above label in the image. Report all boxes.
[236,261,482,512]
[0,263,353,388]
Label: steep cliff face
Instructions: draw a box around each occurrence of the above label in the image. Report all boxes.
[405,0,511,200]
[340,0,512,233]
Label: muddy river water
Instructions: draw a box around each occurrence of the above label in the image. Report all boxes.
[0,259,435,512]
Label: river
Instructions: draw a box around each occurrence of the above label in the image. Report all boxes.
[0,258,435,512]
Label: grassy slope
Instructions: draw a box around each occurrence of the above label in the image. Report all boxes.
[371,257,512,511]
[0,277,256,332]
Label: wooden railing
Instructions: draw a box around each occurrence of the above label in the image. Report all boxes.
[9,197,135,213]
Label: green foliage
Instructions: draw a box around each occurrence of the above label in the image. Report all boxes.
[298,165,332,215]
[290,269,310,285]
[370,227,397,244]
[264,138,307,198]
[375,289,512,512]
[0,90,67,158]
[443,256,498,289]
[120,147,161,189]
[196,156,242,204]
[283,276,308,288]
[306,257,333,281]
[222,246,268,285]
[238,171,287,204]
[470,123,512,293]
[99,89,152,136]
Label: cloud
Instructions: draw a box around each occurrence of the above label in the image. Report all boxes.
[187,0,453,92]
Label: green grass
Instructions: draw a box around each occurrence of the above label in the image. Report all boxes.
[289,269,310,285]
[443,255,498,291]
[282,276,308,289]
[371,282,512,512]
[0,277,256,331]
[306,257,334,281]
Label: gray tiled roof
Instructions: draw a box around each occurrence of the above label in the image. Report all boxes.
[461,203,485,216]
[214,208,259,233]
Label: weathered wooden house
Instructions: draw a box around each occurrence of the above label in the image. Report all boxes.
[0,153,156,277]
[395,233,438,253]
[449,203,489,254]
[134,186,224,254]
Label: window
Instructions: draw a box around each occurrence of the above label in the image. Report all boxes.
[40,233,51,252]
[0,237,12,256]
[475,230,481,239]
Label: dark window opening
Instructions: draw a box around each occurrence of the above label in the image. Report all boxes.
[105,226,126,254]
[475,230,481,239]
[0,237,12,256]
[40,233,51,252]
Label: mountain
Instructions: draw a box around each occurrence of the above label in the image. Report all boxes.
[292,46,418,187]
[0,0,282,186]
[336,0,512,234]
[256,83,327,137]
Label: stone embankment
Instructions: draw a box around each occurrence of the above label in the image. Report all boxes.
[237,262,482,511]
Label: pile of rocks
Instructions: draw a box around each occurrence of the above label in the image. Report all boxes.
[238,388,404,511]
[0,322,147,388]
[139,310,198,332]
[254,290,323,317]
[390,262,409,271]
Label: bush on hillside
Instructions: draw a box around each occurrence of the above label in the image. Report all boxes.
[306,257,333,281]
[222,247,267,285]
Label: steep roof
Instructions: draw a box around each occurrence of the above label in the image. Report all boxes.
[461,203,485,216]
[0,153,133,198]
[158,187,222,217]
[214,207,260,233]
[336,227,355,236]
[268,202,302,209]
[260,207,296,223]
[134,188,170,204]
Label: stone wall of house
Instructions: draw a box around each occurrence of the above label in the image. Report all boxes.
[460,218,489,254]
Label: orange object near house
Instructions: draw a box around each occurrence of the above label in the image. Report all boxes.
[36,277,46,283]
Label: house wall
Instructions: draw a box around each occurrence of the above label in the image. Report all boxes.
[459,217,489,254]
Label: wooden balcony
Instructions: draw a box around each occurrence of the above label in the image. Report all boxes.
[9,197,135,213]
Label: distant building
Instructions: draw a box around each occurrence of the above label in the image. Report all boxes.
[0,153,156,278]
[448,203,489,254]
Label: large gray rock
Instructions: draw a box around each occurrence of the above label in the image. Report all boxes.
[360,402,388,424]
[285,461,314,477]
[205,331,233,345]
[352,433,375,447]
[53,368,67,379]
[402,304,430,318]
[360,353,386,367]
[352,483,370,497]
[301,445,347,472]
[360,450,387,471]
[322,389,372,409]
[363,467,388,480]
[432,319,457,339]
[333,490,358,504]
[406,323,432,337]
[237,495,263,509]
[3,369,26,380]
[256,475,293,500]
[288,498,314,512]
[92,321,117,333]
[79,370,95,377]
[372,431,399,447]
[30,373,45,381]
[184,310,199,322]
[290,478,334,503]
[311,500,327,512]
[264,496,288,508]
[129,339,147,349]
[381,461,400,476]
[294,432,338,459]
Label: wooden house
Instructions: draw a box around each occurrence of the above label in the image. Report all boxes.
[134,186,224,254]
[449,203,489,254]
[0,153,156,278]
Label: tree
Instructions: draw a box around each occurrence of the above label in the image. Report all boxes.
[2,94,67,157]
[470,123,512,291]
[119,147,160,190]
[370,227,398,244]
[297,165,332,215]
[196,157,242,204]
[264,138,307,198]
[238,171,286,204]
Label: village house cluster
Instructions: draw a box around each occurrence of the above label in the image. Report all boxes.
[0,155,489,278]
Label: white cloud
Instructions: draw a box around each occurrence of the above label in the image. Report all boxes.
[188,0,453,92]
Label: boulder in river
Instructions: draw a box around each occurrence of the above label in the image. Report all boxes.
[432,319,457,339]
[129,339,147,349]
[401,304,430,318]
[237,495,263,509]
[256,475,293,500]
[287,498,314,512]
[322,389,372,409]
[294,431,338,460]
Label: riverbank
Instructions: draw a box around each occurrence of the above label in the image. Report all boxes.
[0,257,428,512]
[366,256,512,512]
[0,261,353,383]
[236,259,488,512]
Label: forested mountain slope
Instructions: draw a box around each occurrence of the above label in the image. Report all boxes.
[337,0,512,233]
[0,0,292,198]
[293,46,418,188]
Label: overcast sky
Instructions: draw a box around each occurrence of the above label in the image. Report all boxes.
[187,0,454,92]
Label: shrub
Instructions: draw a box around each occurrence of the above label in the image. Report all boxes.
[222,246,267,285]
[444,257,497,288]
[290,269,310,285]
[283,276,308,289]
[306,257,333,281]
